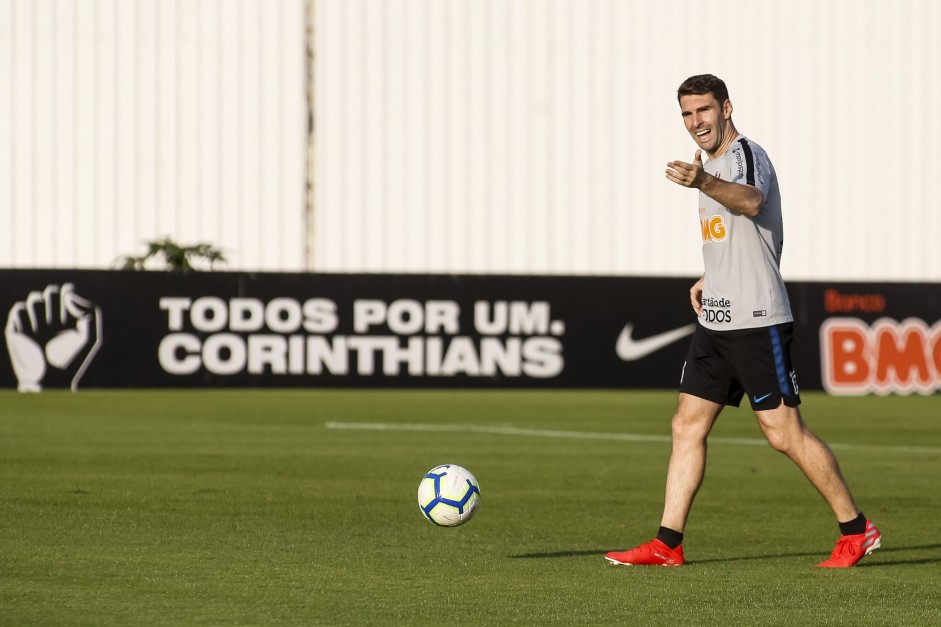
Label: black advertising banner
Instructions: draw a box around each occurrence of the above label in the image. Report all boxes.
[2,269,939,393]
[788,282,941,395]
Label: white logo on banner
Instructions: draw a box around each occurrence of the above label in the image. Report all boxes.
[615,323,695,362]
[157,297,565,379]
[5,283,103,392]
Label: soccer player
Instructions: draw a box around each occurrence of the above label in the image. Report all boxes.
[604,74,880,568]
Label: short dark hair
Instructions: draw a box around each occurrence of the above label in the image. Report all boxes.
[677,74,730,105]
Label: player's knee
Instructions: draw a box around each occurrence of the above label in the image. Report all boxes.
[762,419,811,455]
[671,411,710,442]
[762,428,792,454]
[756,406,804,455]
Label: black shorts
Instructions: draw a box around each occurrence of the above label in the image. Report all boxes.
[679,323,801,411]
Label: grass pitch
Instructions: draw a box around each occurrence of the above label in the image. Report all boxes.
[1,389,939,625]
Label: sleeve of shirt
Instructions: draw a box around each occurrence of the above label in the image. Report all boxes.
[735,139,772,198]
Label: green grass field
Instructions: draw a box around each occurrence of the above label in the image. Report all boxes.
[1,389,939,625]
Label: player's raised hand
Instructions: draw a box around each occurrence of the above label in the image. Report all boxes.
[666,150,706,189]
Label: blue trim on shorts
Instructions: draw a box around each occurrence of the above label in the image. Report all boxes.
[769,326,790,395]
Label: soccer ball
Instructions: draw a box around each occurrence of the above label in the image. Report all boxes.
[417,464,481,527]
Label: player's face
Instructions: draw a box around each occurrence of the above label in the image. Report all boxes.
[679,93,733,156]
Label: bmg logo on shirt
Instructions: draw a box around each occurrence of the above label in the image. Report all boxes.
[700,214,727,243]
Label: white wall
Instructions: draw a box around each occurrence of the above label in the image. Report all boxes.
[4,1,940,280]
[313,0,941,281]
[0,0,308,271]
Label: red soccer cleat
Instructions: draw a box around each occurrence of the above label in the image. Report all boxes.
[605,539,685,566]
[816,519,881,568]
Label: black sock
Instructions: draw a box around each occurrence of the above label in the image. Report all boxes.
[839,512,866,536]
[656,526,684,549]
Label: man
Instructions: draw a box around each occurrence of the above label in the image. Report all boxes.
[605,74,880,568]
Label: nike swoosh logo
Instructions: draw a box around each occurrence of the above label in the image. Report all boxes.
[616,323,696,362]
[753,393,773,403]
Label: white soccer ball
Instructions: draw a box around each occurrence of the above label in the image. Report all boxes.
[417,464,481,527]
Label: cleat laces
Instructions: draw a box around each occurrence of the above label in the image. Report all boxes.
[828,537,858,561]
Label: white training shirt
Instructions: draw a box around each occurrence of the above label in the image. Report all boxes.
[698,135,793,331]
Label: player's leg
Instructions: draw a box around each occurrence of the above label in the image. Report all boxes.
[753,403,881,567]
[735,323,880,567]
[733,323,858,520]
[604,393,722,566]
[660,325,738,534]
[754,403,858,521]
[606,325,733,567]
[661,392,724,533]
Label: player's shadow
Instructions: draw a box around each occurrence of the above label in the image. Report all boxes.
[509,544,941,566]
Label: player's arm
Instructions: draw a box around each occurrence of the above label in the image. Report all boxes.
[698,175,763,217]
[666,149,764,217]
[690,274,704,316]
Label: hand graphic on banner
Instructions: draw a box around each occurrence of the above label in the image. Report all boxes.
[5,284,103,392]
